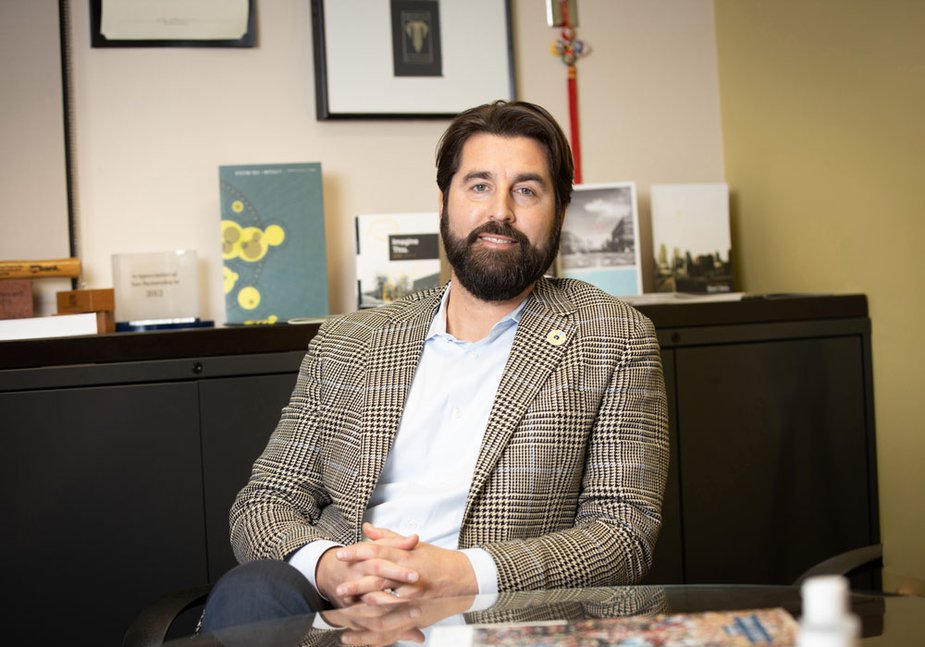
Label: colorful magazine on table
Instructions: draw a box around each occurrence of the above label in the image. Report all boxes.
[431,607,798,646]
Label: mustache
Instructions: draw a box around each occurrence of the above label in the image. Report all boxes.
[465,221,529,247]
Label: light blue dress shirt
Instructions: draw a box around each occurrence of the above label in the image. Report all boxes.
[290,284,525,596]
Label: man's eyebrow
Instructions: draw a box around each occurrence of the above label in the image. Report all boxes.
[461,171,548,185]
[513,172,548,186]
[462,171,493,183]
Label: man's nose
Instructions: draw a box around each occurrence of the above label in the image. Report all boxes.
[487,193,515,223]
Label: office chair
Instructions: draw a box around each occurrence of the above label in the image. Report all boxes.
[792,544,883,587]
[123,584,211,647]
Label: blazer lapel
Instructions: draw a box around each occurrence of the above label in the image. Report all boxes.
[461,279,577,530]
[347,291,442,541]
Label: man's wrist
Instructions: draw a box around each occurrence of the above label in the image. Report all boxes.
[289,539,343,598]
[314,545,344,601]
[459,547,499,595]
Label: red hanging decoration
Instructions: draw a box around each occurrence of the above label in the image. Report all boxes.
[551,1,589,183]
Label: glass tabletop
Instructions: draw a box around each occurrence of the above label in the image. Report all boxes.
[172,585,921,646]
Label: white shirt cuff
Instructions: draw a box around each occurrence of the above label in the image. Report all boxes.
[459,547,499,595]
[288,539,343,595]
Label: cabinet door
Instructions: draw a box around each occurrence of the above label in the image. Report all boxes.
[676,336,874,585]
[200,373,299,580]
[645,349,685,583]
[0,382,206,645]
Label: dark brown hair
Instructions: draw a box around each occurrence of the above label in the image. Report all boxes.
[436,100,574,218]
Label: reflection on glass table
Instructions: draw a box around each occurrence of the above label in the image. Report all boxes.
[169,585,923,646]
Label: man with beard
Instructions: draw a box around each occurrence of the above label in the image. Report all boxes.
[200,101,669,631]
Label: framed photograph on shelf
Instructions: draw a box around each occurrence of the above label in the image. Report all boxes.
[651,182,734,293]
[355,212,441,309]
[557,182,643,297]
[311,0,515,119]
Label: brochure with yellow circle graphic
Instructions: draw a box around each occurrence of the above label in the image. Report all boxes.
[220,163,328,324]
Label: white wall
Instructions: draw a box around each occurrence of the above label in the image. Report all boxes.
[63,0,722,321]
[0,0,71,314]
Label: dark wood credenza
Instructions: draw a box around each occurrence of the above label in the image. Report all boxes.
[0,294,878,644]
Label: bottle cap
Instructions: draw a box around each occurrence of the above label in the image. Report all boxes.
[797,575,860,646]
[802,575,850,626]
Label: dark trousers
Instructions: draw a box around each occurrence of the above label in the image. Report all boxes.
[198,559,327,643]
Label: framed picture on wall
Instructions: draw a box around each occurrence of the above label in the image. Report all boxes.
[311,0,515,119]
[557,182,643,297]
[89,0,256,48]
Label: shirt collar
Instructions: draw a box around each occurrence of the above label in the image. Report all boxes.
[427,282,528,342]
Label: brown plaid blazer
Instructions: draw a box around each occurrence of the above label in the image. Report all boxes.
[230,277,669,592]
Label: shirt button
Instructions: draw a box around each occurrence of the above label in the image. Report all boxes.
[451,407,462,419]
[406,519,418,530]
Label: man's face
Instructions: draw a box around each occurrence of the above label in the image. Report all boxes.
[440,133,562,302]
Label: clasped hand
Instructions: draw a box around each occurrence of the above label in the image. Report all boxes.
[316,522,477,607]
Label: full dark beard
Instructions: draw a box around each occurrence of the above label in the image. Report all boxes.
[440,211,561,302]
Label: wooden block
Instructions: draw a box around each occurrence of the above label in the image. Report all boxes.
[96,310,115,334]
[57,288,115,314]
[0,279,34,319]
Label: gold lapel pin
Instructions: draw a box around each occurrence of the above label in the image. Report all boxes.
[546,329,567,346]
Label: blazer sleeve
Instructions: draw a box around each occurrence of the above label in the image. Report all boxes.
[229,323,345,563]
[480,315,670,591]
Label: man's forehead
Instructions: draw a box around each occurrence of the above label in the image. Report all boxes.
[456,134,551,179]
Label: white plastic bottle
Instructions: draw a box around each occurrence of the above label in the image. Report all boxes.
[796,575,861,647]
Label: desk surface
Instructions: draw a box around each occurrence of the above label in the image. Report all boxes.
[0,293,867,371]
[173,585,920,646]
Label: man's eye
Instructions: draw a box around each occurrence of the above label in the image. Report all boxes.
[516,187,536,197]
[472,183,489,192]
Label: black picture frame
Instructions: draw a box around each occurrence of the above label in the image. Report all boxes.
[312,0,516,120]
[89,0,256,48]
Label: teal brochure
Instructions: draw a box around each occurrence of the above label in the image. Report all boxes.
[220,163,329,324]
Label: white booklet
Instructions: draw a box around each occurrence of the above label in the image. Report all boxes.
[355,212,441,309]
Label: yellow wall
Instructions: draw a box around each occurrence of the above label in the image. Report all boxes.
[715,0,925,594]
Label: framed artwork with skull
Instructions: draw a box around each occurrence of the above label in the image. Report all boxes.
[311,0,515,119]
[390,1,442,78]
